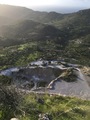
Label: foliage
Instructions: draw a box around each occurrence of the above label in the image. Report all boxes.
[16,93,90,120]
[0,42,40,69]
[0,75,12,85]
[0,87,20,120]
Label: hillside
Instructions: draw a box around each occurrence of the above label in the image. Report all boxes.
[0,5,90,40]
[0,5,90,67]
[0,20,61,39]
[0,4,34,26]
[0,4,63,26]
[0,5,90,120]
[0,88,90,120]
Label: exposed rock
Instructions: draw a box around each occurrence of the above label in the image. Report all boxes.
[38,113,50,120]
[10,118,19,120]
[81,66,90,86]
[81,66,90,76]
[1,60,90,99]
[12,65,65,89]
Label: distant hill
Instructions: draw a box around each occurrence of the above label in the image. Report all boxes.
[0,20,61,40]
[0,4,90,40]
[0,4,90,66]
[52,9,90,38]
[0,4,34,25]
[0,4,63,26]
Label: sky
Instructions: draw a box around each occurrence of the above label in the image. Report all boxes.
[0,0,90,13]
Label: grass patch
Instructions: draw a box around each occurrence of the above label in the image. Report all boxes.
[16,93,90,120]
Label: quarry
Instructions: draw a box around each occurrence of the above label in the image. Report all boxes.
[1,60,90,100]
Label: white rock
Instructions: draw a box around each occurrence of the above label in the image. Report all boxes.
[10,118,19,120]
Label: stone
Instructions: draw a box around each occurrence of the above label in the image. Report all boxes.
[10,118,19,120]
[38,113,50,120]
[37,98,44,104]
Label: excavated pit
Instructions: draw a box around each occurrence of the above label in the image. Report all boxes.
[0,60,90,99]
[12,66,65,89]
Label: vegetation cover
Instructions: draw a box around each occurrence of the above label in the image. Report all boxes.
[0,88,90,120]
